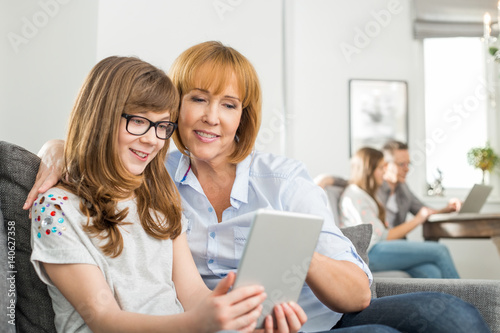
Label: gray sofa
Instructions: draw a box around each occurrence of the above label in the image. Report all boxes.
[1,140,499,333]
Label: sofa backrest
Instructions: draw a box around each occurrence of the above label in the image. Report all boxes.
[0,141,56,332]
[324,176,348,227]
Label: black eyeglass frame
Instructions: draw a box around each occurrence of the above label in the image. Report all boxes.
[121,114,177,140]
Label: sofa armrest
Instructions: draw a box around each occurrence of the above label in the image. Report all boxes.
[374,277,500,333]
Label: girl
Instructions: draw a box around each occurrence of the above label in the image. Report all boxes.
[30,56,266,333]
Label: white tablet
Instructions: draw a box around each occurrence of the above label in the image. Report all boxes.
[233,209,323,328]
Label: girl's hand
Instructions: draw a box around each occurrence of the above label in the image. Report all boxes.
[263,302,307,333]
[190,272,266,333]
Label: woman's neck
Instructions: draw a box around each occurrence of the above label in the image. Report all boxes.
[190,158,236,182]
[190,157,237,222]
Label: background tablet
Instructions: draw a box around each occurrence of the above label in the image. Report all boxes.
[233,209,323,328]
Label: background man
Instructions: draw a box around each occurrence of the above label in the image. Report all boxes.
[380,140,460,228]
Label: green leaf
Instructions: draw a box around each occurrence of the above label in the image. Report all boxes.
[467,142,500,173]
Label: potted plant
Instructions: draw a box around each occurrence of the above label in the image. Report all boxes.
[467,142,499,184]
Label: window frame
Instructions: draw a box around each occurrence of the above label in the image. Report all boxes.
[417,36,500,201]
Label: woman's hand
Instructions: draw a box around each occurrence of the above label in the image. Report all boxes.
[415,207,432,224]
[24,140,64,210]
[262,302,307,333]
[189,272,266,333]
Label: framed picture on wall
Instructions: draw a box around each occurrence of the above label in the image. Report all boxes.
[349,79,408,156]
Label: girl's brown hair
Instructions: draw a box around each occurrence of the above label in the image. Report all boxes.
[349,147,386,223]
[62,56,182,257]
[169,41,262,164]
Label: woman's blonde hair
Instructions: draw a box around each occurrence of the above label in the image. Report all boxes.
[350,147,386,222]
[62,56,182,257]
[169,41,262,163]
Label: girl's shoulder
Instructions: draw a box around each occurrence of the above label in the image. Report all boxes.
[343,184,371,200]
[35,187,79,206]
[31,187,84,240]
[343,184,358,195]
[32,187,83,222]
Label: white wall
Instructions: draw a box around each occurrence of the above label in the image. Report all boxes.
[2,0,499,279]
[287,0,500,280]
[0,0,99,154]
[1,0,285,155]
[96,0,285,155]
[287,0,424,183]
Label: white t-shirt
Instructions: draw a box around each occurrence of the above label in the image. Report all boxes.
[340,184,389,251]
[30,187,186,333]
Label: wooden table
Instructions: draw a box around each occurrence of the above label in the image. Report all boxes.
[423,213,500,254]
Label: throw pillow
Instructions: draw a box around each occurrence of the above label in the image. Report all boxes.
[340,224,376,297]
[340,224,372,265]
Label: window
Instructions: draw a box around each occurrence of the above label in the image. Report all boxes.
[423,37,490,189]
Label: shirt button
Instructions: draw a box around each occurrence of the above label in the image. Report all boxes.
[210,231,216,238]
[208,259,214,264]
[208,207,213,213]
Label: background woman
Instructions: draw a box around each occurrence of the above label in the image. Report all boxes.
[340,147,460,278]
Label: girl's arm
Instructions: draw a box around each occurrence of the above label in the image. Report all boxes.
[44,259,265,333]
[44,263,196,333]
[170,233,211,310]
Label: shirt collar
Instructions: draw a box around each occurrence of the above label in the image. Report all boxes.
[174,152,253,206]
[174,153,192,183]
[230,152,253,206]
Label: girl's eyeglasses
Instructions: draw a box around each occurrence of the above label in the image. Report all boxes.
[121,114,177,140]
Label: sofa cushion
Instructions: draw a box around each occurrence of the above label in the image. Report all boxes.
[374,277,500,332]
[340,224,371,265]
[0,141,56,332]
[340,224,377,297]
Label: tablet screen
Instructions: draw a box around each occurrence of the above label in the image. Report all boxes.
[233,209,323,328]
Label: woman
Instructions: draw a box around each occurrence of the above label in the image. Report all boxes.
[340,147,460,278]
[164,41,486,332]
[29,56,270,333]
[26,42,490,333]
